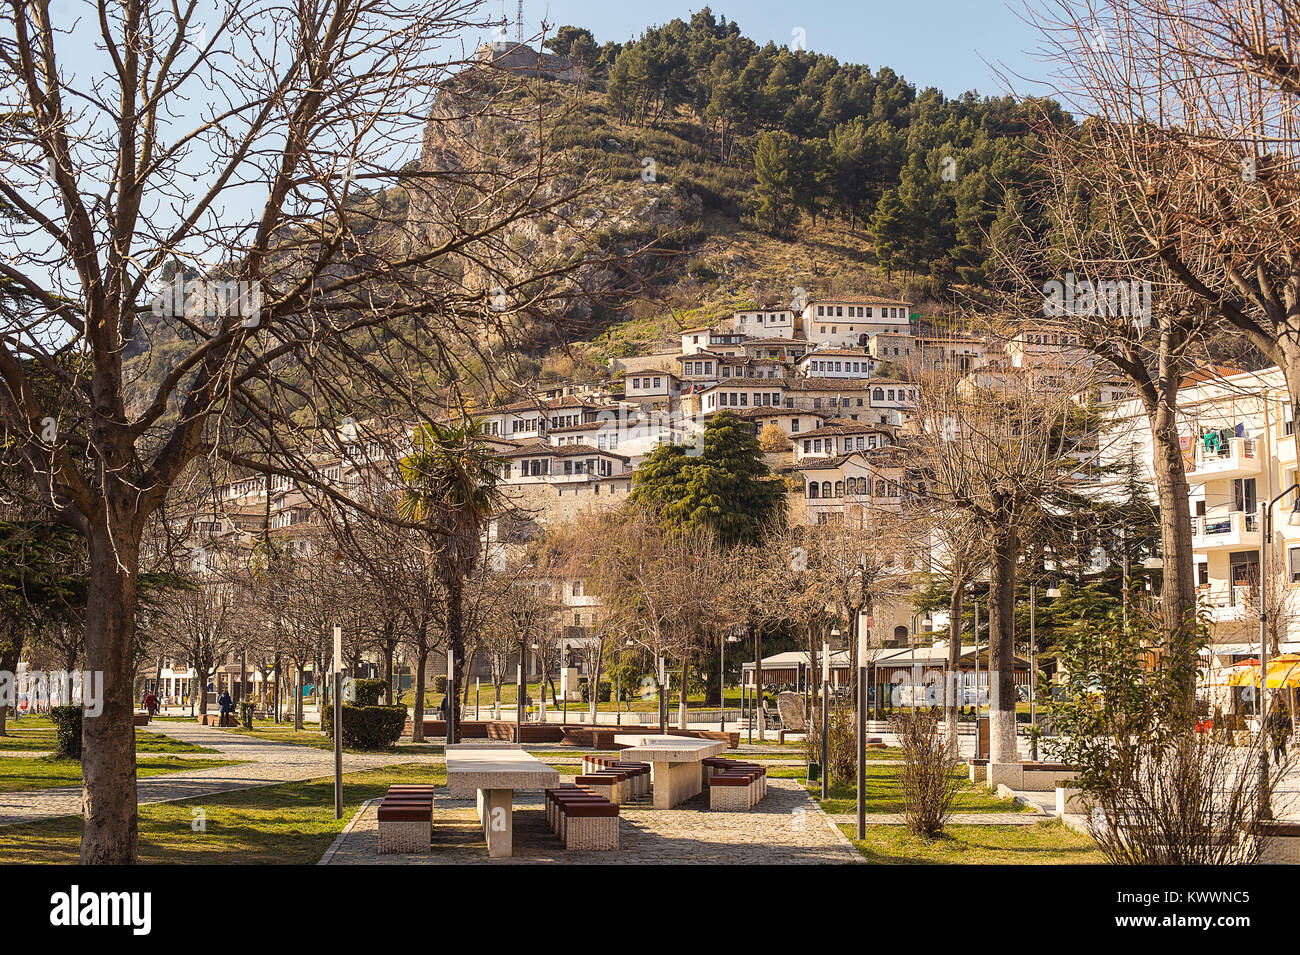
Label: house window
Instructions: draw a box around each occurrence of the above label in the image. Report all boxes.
[1290,548,1300,584]
[822,481,832,498]
[808,482,819,499]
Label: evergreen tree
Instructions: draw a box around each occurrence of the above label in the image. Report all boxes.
[630,411,784,546]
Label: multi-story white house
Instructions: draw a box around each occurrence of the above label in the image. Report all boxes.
[729,306,796,339]
[793,421,895,462]
[796,348,878,379]
[800,296,912,348]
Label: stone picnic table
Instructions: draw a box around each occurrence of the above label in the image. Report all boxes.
[445,746,560,858]
[614,735,729,809]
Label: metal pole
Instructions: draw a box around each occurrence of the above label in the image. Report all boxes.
[515,657,523,737]
[720,635,726,733]
[1030,586,1038,761]
[856,635,867,839]
[821,641,830,800]
[973,599,981,753]
[1259,500,1273,818]
[332,625,342,820]
[658,656,666,734]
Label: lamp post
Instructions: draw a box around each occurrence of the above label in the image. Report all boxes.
[657,655,667,734]
[856,619,868,839]
[1256,482,1300,818]
[719,632,733,732]
[332,625,343,820]
[821,636,832,800]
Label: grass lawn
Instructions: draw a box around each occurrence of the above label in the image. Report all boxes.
[0,755,246,793]
[0,717,219,754]
[209,718,442,754]
[840,821,1103,864]
[0,762,443,864]
[767,764,1032,815]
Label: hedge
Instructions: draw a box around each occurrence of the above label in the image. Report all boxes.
[579,680,612,703]
[50,705,82,760]
[350,678,388,706]
[322,703,408,750]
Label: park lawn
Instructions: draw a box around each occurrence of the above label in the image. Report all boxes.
[0,755,246,793]
[0,718,218,754]
[840,821,1103,864]
[215,718,442,754]
[769,764,1032,815]
[0,762,442,864]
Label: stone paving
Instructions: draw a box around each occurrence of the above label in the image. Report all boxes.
[0,721,420,828]
[323,776,860,865]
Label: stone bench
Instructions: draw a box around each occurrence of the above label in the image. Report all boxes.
[545,785,619,851]
[377,787,434,853]
[1258,822,1300,864]
[705,758,767,810]
[581,756,650,797]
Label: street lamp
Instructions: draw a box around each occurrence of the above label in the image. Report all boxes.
[1256,482,1300,817]
[721,631,740,732]
[821,633,836,801]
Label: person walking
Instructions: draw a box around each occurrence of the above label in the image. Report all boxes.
[1266,702,1293,767]
[217,689,234,727]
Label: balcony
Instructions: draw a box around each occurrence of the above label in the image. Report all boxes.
[1200,585,1254,623]
[1191,511,1261,551]
[1187,437,1261,481]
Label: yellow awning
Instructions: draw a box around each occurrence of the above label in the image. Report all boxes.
[1228,654,1300,688]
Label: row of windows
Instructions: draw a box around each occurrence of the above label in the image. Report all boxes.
[715,391,784,408]
[806,477,900,498]
[802,435,884,454]
[815,305,906,318]
[630,376,665,390]
[808,359,873,374]
[682,362,713,376]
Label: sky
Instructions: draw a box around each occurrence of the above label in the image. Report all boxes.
[501,0,1047,98]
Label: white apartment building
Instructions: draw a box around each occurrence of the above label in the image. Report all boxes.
[1107,365,1300,663]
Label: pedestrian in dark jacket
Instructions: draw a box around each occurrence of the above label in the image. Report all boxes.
[217,690,234,727]
[1266,704,1293,766]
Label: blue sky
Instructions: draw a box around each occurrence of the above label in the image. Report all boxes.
[501,0,1044,98]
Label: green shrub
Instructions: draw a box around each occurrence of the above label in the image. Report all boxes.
[433,676,448,693]
[322,704,408,750]
[49,705,82,760]
[351,678,387,706]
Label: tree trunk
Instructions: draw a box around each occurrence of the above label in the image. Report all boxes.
[80,525,141,865]
[382,640,395,706]
[987,521,1019,764]
[294,664,304,731]
[0,635,19,737]
[946,583,965,758]
[753,624,764,741]
[677,656,689,729]
[411,640,428,744]
[446,580,463,744]
[589,651,603,722]
[272,654,281,723]
[1148,399,1199,705]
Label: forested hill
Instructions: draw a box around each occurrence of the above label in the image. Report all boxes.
[543,11,1060,289]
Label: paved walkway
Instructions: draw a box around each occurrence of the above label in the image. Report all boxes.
[323,777,860,865]
[0,721,420,828]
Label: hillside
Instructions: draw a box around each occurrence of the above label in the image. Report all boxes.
[122,10,1066,412]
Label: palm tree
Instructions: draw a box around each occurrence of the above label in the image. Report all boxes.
[398,419,500,743]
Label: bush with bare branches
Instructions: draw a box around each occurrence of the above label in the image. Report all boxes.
[892,707,961,837]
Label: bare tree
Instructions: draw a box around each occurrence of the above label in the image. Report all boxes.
[912,362,1092,762]
[1024,1,1300,645]
[159,577,238,721]
[0,0,635,862]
